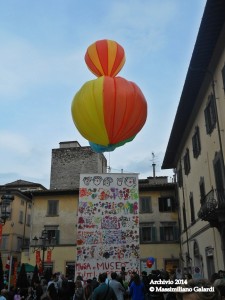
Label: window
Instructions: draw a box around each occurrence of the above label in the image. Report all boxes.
[47,200,59,216]
[22,238,30,249]
[0,235,8,250]
[43,262,53,274]
[19,211,23,223]
[192,126,201,158]
[21,199,24,206]
[189,192,195,223]
[140,224,156,243]
[213,152,225,192]
[160,223,179,242]
[66,261,75,278]
[158,197,176,212]
[140,197,152,213]
[199,177,206,204]
[17,237,23,251]
[222,65,225,90]
[44,226,60,245]
[183,148,191,175]
[204,94,216,134]
[26,214,31,227]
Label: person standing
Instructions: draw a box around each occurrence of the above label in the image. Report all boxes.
[92,273,116,300]
[129,274,145,300]
[109,272,126,300]
[73,280,84,300]
[33,280,43,300]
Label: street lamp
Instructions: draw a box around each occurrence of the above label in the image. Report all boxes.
[32,229,55,274]
[0,193,14,225]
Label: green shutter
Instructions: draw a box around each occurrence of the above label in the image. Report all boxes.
[159,198,163,212]
[160,227,164,241]
[173,226,179,241]
[152,227,157,242]
[55,230,60,245]
[204,107,210,134]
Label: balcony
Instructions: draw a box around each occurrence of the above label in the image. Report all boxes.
[197,189,225,226]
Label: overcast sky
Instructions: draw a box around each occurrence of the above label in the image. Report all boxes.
[0,0,206,188]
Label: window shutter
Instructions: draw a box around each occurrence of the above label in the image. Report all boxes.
[214,157,224,191]
[173,226,179,241]
[211,95,217,126]
[160,227,164,241]
[152,227,157,242]
[222,65,225,90]
[171,198,176,211]
[159,198,163,212]
[55,230,60,244]
[204,108,210,134]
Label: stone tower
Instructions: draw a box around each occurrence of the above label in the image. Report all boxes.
[50,141,107,189]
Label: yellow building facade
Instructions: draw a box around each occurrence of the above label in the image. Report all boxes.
[19,175,180,278]
[162,0,225,279]
[21,189,79,277]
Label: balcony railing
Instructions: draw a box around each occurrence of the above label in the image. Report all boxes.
[198,189,225,223]
[198,189,217,221]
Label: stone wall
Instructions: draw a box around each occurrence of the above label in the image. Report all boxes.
[50,142,107,189]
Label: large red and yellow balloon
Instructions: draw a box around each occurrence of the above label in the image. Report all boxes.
[71,39,148,153]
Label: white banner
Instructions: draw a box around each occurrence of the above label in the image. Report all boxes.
[76,173,140,280]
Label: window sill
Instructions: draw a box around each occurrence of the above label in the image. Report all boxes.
[46,214,59,217]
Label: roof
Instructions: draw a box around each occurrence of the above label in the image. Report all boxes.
[28,188,79,196]
[2,179,47,190]
[162,0,225,169]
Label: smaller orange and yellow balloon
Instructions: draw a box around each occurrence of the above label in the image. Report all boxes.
[85,39,125,77]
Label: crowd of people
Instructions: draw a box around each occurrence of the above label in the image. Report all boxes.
[1,268,225,300]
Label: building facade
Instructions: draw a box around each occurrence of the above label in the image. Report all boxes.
[162,0,225,279]
[1,141,179,279]
[21,175,179,278]
[21,189,79,278]
[139,176,179,274]
[0,180,45,269]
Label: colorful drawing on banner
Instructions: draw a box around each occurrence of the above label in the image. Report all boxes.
[76,173,140,279]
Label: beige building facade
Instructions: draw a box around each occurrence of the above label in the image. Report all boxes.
[21,189,79,277]
[139,176,180,274]
[162,0,225,279]
[0,180,45,269]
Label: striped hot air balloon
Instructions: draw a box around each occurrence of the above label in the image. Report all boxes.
[71,76,147,152]
[84,39,125,77]
[71,39,148,153]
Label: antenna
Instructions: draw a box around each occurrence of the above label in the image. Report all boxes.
[152,152,156,178]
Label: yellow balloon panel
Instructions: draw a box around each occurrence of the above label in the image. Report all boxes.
[71,77,109,146]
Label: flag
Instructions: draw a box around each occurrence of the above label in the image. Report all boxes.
[5,255,10,270]
[47,250,52,263]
